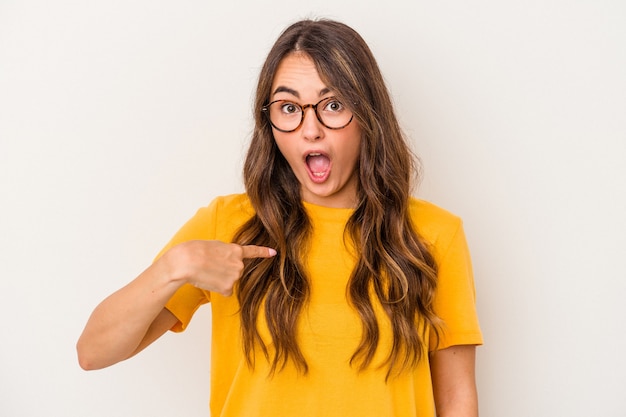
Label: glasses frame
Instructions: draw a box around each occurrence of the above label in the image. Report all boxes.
[261,96,354,133]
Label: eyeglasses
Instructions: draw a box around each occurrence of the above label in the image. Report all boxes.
[261,96,354,133]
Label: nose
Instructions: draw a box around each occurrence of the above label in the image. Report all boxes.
[300,106,323,141]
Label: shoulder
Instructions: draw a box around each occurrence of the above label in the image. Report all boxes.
[189,193,253,218]
[153,194,254,260]
[177,193,254,234]
[407,197,464,247]
[200,193,255,236]
[206,193,254,215]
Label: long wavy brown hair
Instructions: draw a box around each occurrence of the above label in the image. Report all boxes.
[233,19,440,379]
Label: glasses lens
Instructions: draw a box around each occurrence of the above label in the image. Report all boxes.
[268,101,302,132]
[315,97,352,129]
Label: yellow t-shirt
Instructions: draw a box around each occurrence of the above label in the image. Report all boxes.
[162,194,482,417]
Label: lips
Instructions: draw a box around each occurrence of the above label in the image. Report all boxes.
[305,152,331,182]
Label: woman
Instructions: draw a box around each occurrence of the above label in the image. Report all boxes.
[77,18,482,417]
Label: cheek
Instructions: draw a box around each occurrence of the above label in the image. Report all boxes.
[344,132,362,168]
[350,147,361,170]
[273,135,299,166]
[272,134,288,156]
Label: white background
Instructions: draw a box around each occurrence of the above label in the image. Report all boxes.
[1,1,625,416]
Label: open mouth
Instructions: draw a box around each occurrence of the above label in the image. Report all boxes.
[305,152,331,180]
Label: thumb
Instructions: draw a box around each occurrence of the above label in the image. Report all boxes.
[241,245,277,259]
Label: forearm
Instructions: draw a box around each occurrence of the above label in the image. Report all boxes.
[76,255,184,370]
[76,240,276,370]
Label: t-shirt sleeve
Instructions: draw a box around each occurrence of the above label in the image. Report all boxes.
[154,200,221,332]
[429,218,483,351]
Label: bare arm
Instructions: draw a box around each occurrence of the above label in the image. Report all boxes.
[76,257,182,370]
[430,344,479,417]
[76,241,276,370]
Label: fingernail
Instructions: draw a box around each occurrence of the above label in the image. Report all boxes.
[268,248,277,257]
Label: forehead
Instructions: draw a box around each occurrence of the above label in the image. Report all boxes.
[271,53,329,98]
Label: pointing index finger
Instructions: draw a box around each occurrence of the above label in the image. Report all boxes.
[241,245,277,259]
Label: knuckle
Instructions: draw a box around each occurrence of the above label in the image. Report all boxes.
[229,243,243,255]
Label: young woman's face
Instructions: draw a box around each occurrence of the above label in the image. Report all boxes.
[270,53,362,208]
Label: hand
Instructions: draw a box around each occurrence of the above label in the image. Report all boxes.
[163,240,277,296]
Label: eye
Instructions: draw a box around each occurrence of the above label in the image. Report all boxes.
[280,102,301,115]
[323,99,344,113]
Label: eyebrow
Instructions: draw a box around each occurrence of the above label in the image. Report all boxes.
[271,86,332,99]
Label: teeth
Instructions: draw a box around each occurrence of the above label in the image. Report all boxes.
[306,153,328,178]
